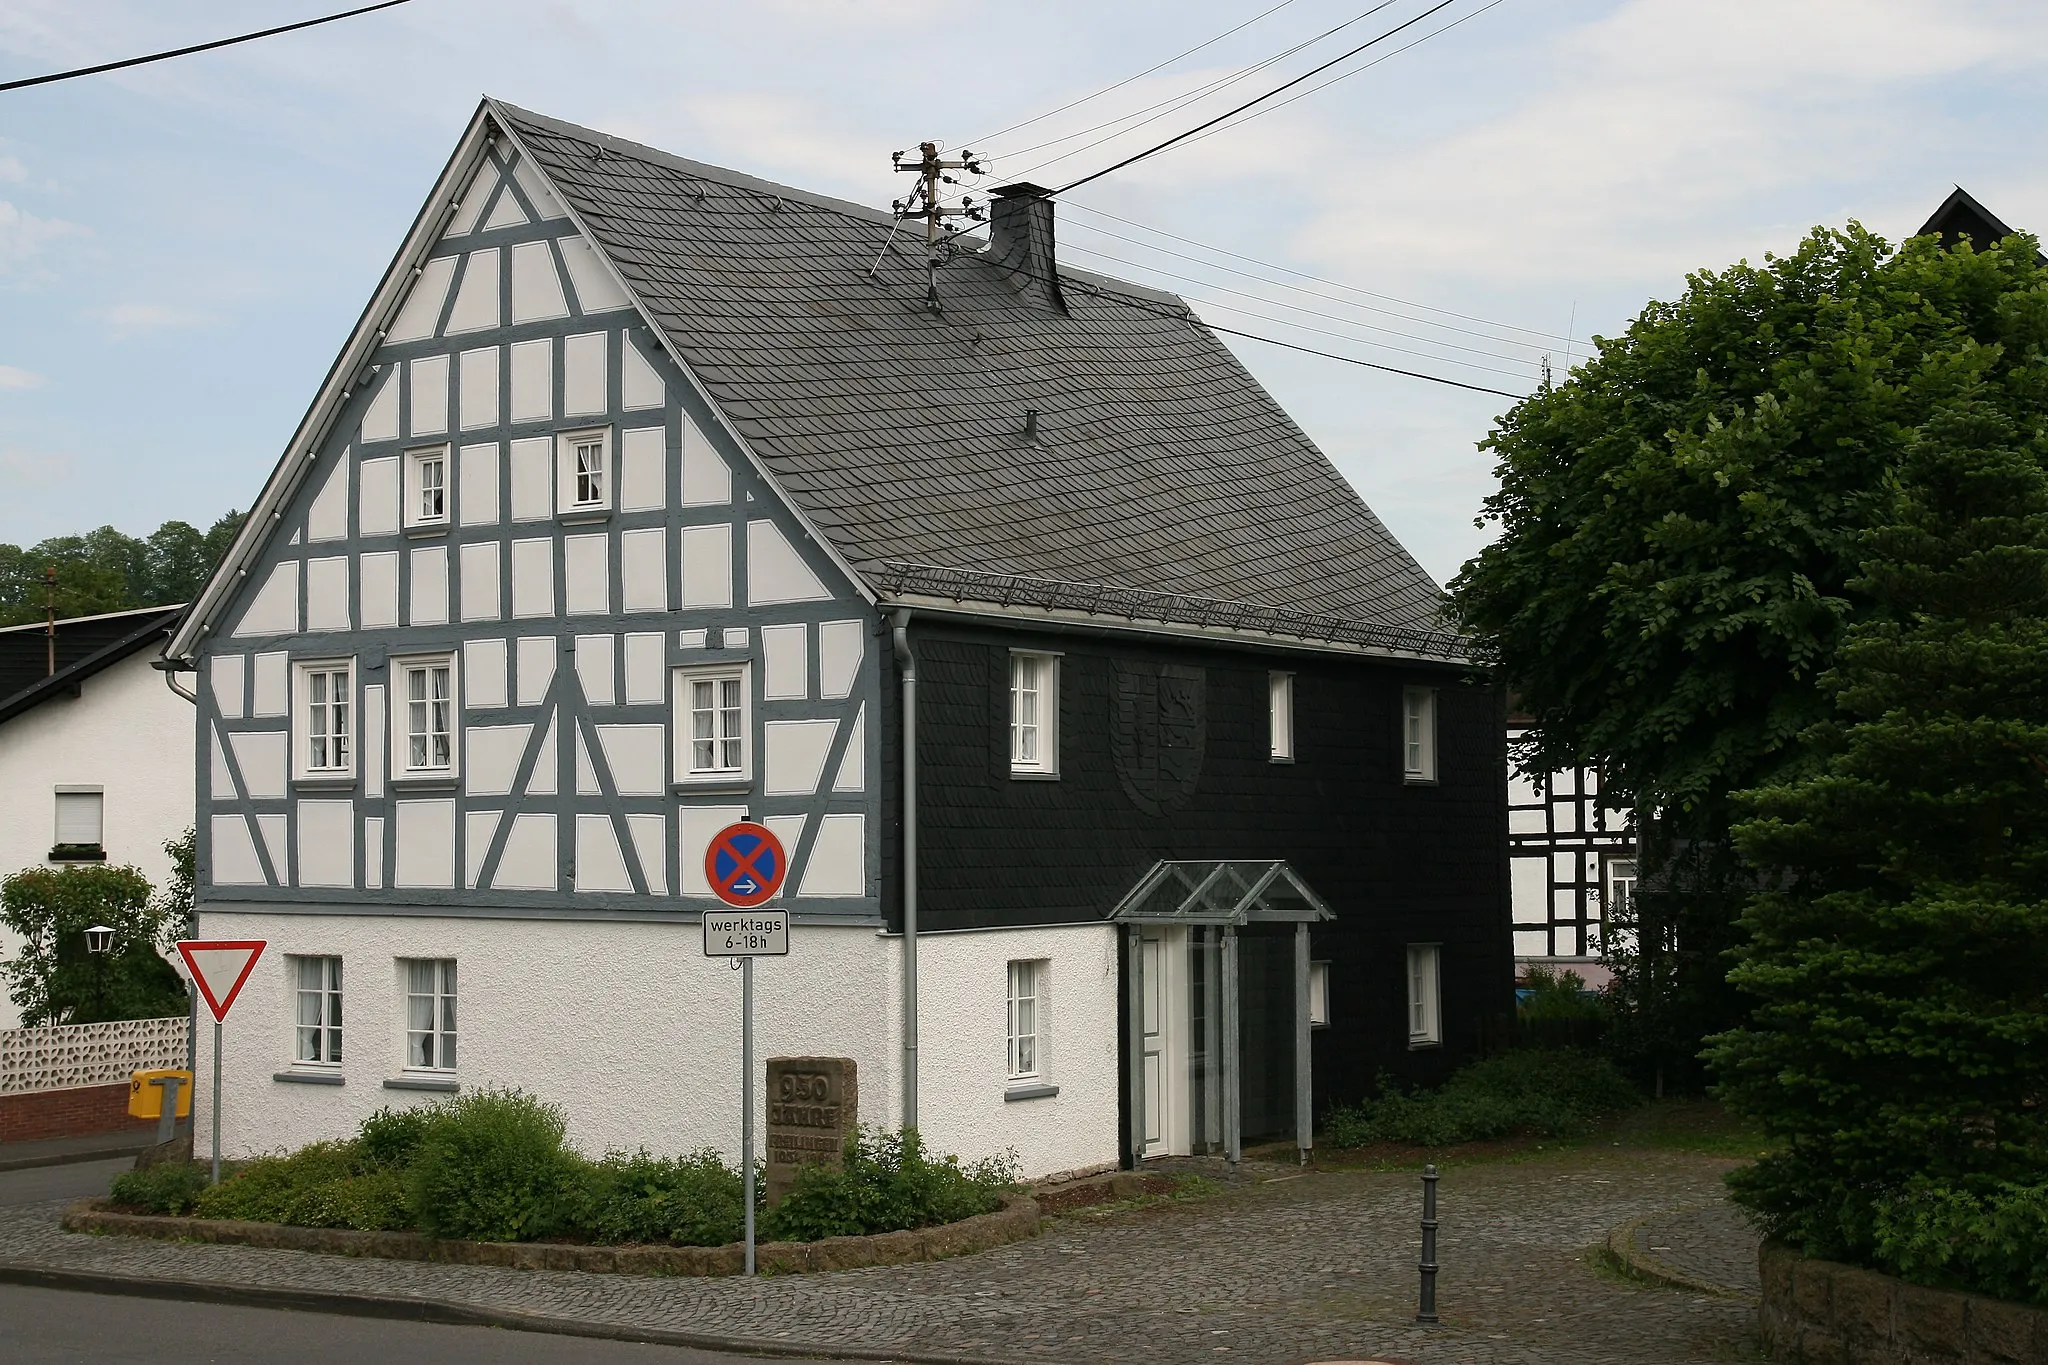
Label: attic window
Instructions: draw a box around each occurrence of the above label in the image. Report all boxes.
[556,428,612,516]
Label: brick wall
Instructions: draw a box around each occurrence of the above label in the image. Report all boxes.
[0,1082,156,1143]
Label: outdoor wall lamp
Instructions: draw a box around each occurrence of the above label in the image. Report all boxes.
[85,925,115,954]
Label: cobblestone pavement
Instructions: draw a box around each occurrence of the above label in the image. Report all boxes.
[0,1148,1760,1365]
[1618,1202,1763,1297]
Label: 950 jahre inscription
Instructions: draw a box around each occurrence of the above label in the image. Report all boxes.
[764,1056,857,1205]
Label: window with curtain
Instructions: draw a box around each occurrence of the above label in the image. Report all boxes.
[404,958,458,1071]
[294,956,342,1065]
[1007,959,1042,1079]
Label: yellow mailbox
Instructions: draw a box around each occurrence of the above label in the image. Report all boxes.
[128,1068,193,1119]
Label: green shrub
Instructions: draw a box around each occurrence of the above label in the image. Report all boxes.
[358,1104,440,1169]
[1518,966,1606,1022]
[1324,1049,1640,1148]
[575,1148,747,1246]
[1867,1179,2048,1305]
[762,1128,1018,1242]
[109,1161,209,1215]
[406,1088,582,1241]
[192,1141,409,1231]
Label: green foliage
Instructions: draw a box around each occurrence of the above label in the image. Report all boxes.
[576,1149,748,1247]
[154,829,197,943]
[0,865,186,1025]
[0,512,244,625]
[195,1141,409,1231]
[1517,965,1604,1021]
[109,1161,209,1215]
[761,1128,1018,1242]
[1450,224,2048,1085]
[357,1104,439,1170]
[1324,1050,1640,1148]
[404,1088,582,1241]
[1867,1180,2048,1306]
[1710,371,2048,1278]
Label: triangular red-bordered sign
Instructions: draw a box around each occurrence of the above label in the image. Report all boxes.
[176,940,267,1022]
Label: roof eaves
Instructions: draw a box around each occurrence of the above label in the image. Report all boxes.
[0,608,183,726]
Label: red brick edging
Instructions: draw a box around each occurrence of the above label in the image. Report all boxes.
[63,1194,1041,1277]
[1760,1238,2048,1361]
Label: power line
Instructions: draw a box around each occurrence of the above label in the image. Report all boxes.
[964,0,1297,149]
[1170,0,1509,155]
[982,3,1397,174]
[1065,202,1574,344]
[1204,317,1524,397]
[0,0,413,93]
[1055,0,1464,195]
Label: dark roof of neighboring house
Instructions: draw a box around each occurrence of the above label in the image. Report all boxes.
[0,606,185,726]
[496,103,1461,659]
[1918,186,2040,260]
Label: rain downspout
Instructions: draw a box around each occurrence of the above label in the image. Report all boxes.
[152,654,200,1080]
[891,609,919,1131]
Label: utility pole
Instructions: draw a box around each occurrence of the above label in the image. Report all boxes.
[43,566,56,676]
[891,141,985,312]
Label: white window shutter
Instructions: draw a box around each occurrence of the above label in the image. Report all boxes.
[55,791,104,845]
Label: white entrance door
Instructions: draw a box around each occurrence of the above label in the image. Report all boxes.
[1139,928,1191,1157]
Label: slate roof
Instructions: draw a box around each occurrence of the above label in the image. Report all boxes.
[496,103,1461,659]
[0,606,183,725]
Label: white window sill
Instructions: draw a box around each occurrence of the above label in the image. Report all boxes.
[672,776,751,794]
[385,1073,459,1093]
[1407,1037,1442,1051]
[404,524,450,539]
[390,773,459,791]
[559,508,612,525]
[1004,1081,1059,1102]
[1402,776,1439,787]
[1269,755,1295,765]
[274,1069,345,1086]
[1009,769,1060,782]
[293,775,357,791]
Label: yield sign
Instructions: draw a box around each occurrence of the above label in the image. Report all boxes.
[177,940,267,1023]
[705,822,787,908]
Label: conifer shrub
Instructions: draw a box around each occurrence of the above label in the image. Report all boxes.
[761,1128,1019,1242]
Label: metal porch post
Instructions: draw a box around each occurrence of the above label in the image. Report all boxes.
[1294,921,1313,1165]
[1128,925,1146,1163]
[1222,925,1241,1168]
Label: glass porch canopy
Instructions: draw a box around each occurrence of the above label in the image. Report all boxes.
[1110,860,1336,927]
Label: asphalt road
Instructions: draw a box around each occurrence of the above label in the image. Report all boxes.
[0,1284,848,1363]
[0,1157,126,1207]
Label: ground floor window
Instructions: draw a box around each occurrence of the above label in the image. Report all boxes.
[403,958,458,1071]
[293,955,342,1064]
[1406,944,1441,1048]
[1007,959,1043,1080]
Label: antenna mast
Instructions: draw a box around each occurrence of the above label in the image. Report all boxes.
[891,141,985,312]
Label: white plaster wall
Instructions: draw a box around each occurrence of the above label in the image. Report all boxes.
[912,924,1122,1181]
[190,913,1122,1180]
[0,651,197,1028]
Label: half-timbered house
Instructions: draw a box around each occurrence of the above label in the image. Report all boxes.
[162,100,1509,1179]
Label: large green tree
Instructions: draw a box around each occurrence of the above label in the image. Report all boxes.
[1448,225,2048,1082]
[1709,370,2048,1270]
[0,511,243,625]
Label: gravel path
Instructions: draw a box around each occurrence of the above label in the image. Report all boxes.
[0,1147,1760,1364]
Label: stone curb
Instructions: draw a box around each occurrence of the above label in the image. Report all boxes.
[1601,1209,1751,1298]
[0,1259,1017,1364]
[63,1193,1041,1277]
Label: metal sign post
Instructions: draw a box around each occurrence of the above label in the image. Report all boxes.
[176,939,267,1186]
[703,822,791,1276]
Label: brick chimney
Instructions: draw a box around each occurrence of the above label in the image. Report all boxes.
[986,183,1068,315]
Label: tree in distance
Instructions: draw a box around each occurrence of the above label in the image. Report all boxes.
[0,511,244,624]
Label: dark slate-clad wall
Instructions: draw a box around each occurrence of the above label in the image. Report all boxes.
[895,619,1512,1102]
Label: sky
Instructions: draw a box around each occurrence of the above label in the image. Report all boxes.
[3,0,2047,588]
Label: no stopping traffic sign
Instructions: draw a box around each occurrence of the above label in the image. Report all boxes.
[705,822,787,908]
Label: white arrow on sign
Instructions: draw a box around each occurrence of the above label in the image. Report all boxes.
[176,940,268,1023]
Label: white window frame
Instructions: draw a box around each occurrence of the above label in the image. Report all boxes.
[404,443,451,528]
[1603,858,1637,949]
[52,787,105,852]
[401,958,458,1073]
[1402,686,1438,783]
[1406,943,1442,1048]
[292,954,343,1067]
[390,652,460,779]
[293,658,356,780]
[1009,651,1060,777]
[556,427,613,515]
[1269,671,1295,761]
[672,662,752,783]
[1308,959,1331,1028]
[1007,959,1044,1082]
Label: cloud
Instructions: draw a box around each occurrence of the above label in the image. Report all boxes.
[0,197,80,275]
[0,365,44,389]
[97,303,214,339]
[0,156,24,185]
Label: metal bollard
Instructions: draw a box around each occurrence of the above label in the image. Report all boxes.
[1416,1163,1440,1325]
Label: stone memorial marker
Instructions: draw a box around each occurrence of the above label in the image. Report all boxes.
[765,1056,856,1205]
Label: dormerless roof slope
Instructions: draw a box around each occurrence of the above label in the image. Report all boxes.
[496,104,1459,659]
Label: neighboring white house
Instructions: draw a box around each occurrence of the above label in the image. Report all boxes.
[1507,717,1634,990]
[0,607,193,1029]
